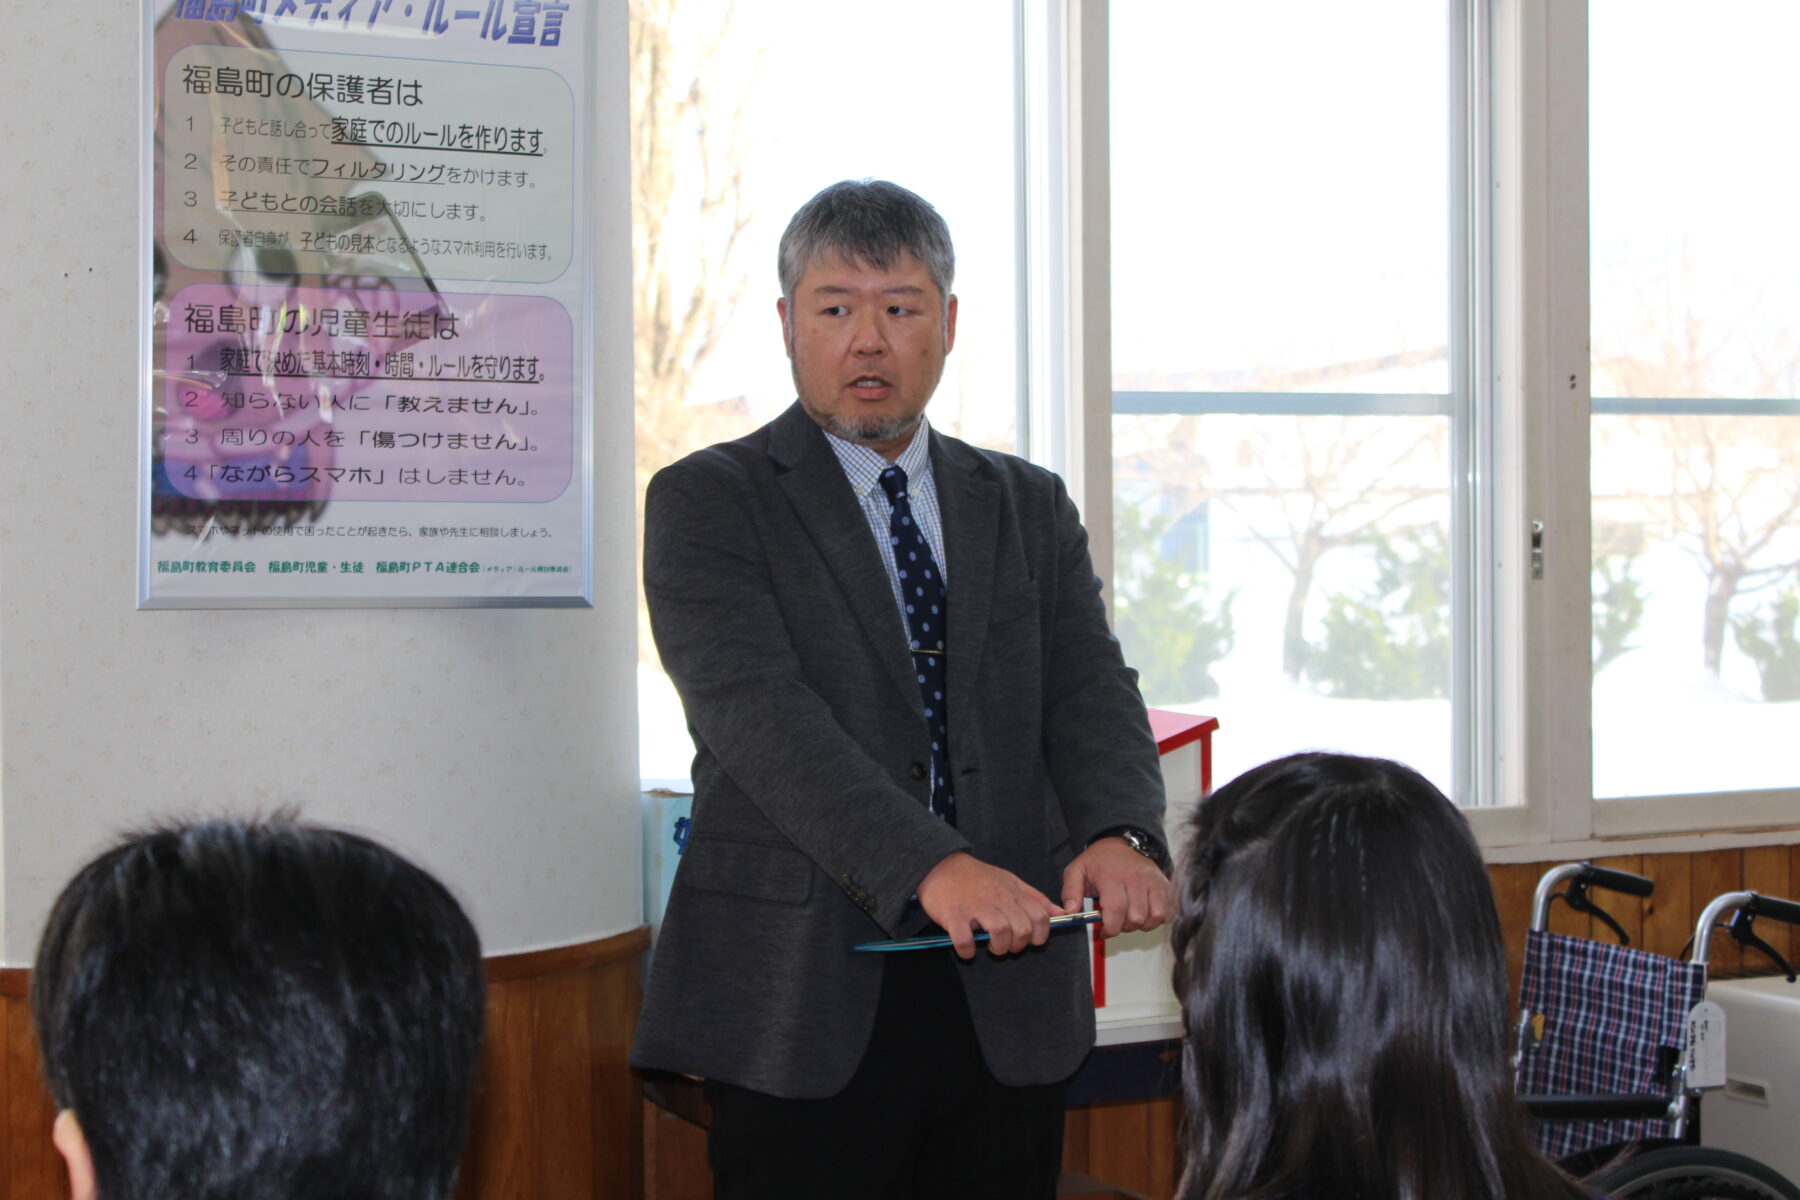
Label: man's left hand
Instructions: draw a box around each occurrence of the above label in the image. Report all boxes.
[1060,838,1174,938]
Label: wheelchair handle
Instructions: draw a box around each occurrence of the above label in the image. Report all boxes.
[1519,1093,1677,1122]
[1690,891,1800,967]
[1753,892,1800,927]
[1580,864,1655,898]
[1530,862,1655,933]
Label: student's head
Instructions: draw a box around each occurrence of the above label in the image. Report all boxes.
[31,817,486,1200]
[1171,752,1575,1200]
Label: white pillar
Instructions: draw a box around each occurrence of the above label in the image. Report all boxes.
[0,4,640,963]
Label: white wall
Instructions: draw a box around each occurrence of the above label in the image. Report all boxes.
[0,8,640,964]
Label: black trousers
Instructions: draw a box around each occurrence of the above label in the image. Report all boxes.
[705,949,1068,1199]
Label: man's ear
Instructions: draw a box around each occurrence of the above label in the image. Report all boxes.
[776,296,794,354]
[53,1109,97,1200]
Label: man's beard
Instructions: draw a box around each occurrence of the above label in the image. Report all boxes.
[798,396,923,447]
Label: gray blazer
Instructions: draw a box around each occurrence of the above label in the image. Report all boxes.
[630,402,1165,1098]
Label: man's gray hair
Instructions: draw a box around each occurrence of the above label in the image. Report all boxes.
[778,179,955,304]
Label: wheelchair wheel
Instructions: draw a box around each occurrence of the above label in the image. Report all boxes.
[1589,1146,1800,1199]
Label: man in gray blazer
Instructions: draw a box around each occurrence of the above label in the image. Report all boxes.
[632,179,1171,1198]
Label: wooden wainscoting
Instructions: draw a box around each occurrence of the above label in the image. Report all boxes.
[455,928,650,1200]
[1055,842,1800,1200]
[8,843,1795,1200]
[0,970,64,1200]
[1488,846,1798,987]
[639,1082,1181,1200]
[1060,1095,1179,1200]
[641,843,1800,1200]
[0,926,649,1200]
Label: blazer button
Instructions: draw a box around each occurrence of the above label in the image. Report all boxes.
[910,762,927,780]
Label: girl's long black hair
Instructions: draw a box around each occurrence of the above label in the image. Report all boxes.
[1170,752,1589,1200]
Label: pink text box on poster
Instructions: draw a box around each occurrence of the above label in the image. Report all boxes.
[161,283,574,504]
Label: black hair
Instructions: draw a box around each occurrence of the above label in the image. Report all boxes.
[1170,753,1586,1200]
[31,816,486,1200]
[778,178,955,305]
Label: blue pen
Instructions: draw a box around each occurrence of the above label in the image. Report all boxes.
[851,909,1102,952]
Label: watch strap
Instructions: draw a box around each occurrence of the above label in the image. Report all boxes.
[1088,824,1171,874]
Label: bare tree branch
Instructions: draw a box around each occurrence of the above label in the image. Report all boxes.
[630,0,760,661]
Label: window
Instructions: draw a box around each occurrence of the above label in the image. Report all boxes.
[631,0,1023,781]
[1589,0,1800,806]
[1108,0,1478,802]
[1097,0,1797,841]
[635,0,1799,850]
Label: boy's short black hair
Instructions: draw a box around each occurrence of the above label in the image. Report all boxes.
[31,817,486,1200]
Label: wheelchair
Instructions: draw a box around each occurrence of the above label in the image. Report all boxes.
[1514,861,1800,1199]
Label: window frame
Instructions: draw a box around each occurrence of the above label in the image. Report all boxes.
[633,0,1800,851]
[1043,0,1800,852]
[1100,0,1489,809]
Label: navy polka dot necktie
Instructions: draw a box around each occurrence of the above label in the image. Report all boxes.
[877,464,955,827]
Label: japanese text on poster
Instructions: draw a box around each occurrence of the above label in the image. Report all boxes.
[141,0,593,606]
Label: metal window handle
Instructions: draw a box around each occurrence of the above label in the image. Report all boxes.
[1531,520,1545,580]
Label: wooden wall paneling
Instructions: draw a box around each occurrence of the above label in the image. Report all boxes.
[1,983,16,1200]
[15,840,1800,1200]
[634,1068,1167,1199]
[1062,1094,1185,1199]
[640,1104,658,1199]
[1146,1094,1179,1199]
[2,932,645,1200]
[1052,845,1800,1200]
[1588,854,1645,949]
[0,981,68,1200]
[456,978,535,1197]
[1084,1100,1158,1198]
[1691,849,1744,975]
[1061,1106,1093,1176]
[455,929,649,1200]
[592,946,646,1199]
[1639,850,1695,961]
[1792,845,1800,963]
[1785,841,1800,928]
[1743,845,1794,967]
[531,972,598,1194]
[1486,862,1539,1003]
[477,970,596,1196]
[643,1101,711,1200]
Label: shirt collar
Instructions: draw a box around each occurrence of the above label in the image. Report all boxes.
[821,416,933,497]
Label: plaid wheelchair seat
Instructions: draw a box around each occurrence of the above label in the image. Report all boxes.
[1515,928,1708,1162]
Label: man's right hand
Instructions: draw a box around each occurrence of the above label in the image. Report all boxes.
[915,852,1063,960]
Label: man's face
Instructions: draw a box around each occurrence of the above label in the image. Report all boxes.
[779,251,957,460]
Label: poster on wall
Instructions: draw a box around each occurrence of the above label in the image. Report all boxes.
[139,0,594,607]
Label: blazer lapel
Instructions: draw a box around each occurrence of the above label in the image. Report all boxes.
[769,404,924,718]
[932,433,999,723]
